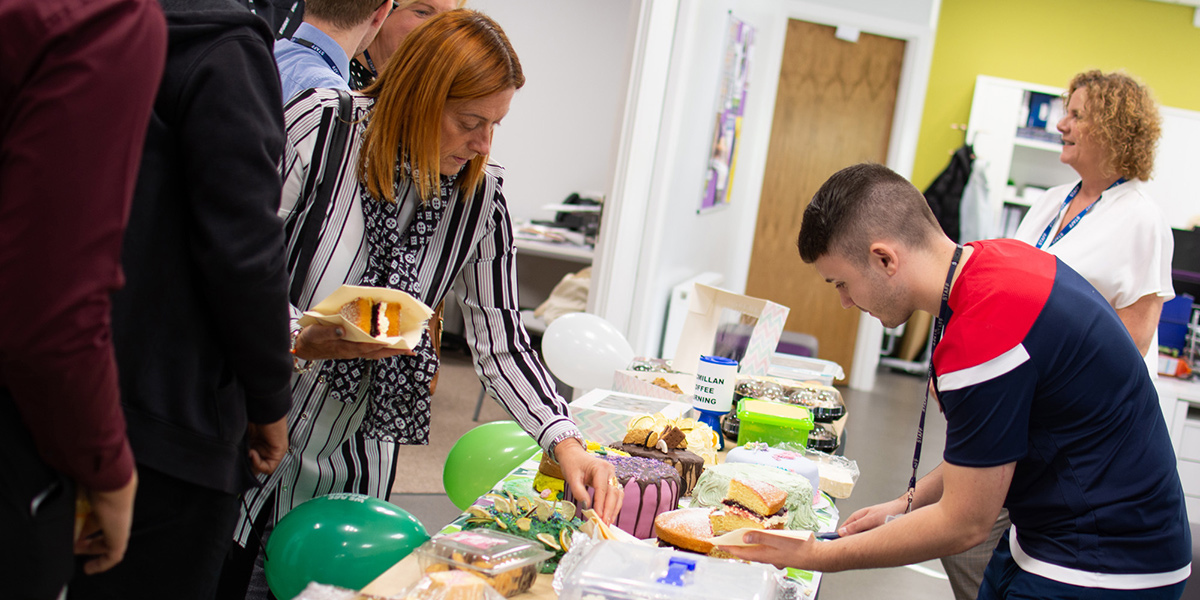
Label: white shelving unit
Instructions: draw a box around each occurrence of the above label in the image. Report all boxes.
[1158,377,1200,523]
[966,74,1200,234]
[965,75,1077,238]
[1014,137,1065,153]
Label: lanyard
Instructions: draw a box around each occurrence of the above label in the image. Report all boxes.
[1034,178,1125,249]
[905,244,963,514]
[291,37,342,78]
[363,49,378,78]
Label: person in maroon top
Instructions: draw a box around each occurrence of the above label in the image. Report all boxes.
[0,0,167,597]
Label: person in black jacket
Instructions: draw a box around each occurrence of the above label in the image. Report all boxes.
[240,0,304,39]
[68,0,293,598]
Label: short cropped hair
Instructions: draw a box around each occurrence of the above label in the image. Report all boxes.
[358,9,524,203]
[305,0,387,30]
[1067,70,1161,181]
[797,163,943,264]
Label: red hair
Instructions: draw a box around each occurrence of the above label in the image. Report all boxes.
[358,9,524,203]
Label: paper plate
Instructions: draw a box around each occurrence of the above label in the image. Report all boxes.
[297,284,434,350]
[709,528,813,547]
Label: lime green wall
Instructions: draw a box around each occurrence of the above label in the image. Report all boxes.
[911,0,1200,190]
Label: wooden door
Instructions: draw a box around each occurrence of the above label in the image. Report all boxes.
[745,20,905,383]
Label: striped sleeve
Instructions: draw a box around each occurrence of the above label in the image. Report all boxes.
[454,183,579,451]
[278,90,327,325]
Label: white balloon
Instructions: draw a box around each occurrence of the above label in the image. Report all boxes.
[540,312,635,391]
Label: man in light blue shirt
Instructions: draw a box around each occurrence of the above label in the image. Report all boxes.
[273,0,391,103]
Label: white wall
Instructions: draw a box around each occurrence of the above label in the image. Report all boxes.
[595,0,939,390]
[619,0,787,359]
[465,0,940,390]
[1147,106,1200,229]
[467,0,639,222]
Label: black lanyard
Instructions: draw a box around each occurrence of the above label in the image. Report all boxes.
[905,244,963,514]
[1034,178,1125,249]
[291,37,342,78]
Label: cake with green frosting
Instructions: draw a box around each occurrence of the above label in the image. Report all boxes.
[689,462,819,532]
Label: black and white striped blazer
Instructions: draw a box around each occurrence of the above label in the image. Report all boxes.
[237,89,580,531]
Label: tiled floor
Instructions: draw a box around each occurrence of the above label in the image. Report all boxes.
[814,368,955,599]
[393,367,957,599]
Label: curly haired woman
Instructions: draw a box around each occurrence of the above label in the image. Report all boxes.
[1015,70,1174,361]
[937,70,1178,600]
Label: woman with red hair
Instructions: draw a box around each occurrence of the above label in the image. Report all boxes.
[224,11,620,598]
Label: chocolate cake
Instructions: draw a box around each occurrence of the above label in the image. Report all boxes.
[608,442,704,496]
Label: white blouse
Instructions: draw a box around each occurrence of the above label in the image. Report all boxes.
[1013,178,1174,364]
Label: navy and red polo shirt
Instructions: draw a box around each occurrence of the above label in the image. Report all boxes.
[934,239,1190,588]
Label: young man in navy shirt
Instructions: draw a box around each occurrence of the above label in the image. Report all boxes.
[725,163,1190,599]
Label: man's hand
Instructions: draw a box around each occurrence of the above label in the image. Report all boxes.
[293,323,415,361]
[555,437,622,523]
[74,470,137,575]
[721,529,820,570]
[248,416,289,475]
[838,496,908,537]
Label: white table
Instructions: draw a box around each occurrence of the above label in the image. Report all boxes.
[511,238,593,314]
[440,237,593,338]
[514,238,594,264]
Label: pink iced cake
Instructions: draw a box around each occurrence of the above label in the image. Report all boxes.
[725,444,820,496]
[564,454,681,539]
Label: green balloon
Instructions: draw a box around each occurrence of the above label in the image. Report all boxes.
[443,421,540,510]
[264,493,429,599]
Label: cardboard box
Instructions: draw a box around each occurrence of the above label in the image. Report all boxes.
[568,389,693,444]
[612,283,790,398]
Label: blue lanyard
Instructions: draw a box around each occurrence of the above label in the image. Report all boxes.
[1035,178,1125,249]
[291,37,342,78]
[362,49,378,77]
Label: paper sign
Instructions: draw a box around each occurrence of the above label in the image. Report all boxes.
[297,284,433,350]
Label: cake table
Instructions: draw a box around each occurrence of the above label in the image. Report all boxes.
[362,450,839,597]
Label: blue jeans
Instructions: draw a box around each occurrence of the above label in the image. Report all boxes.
[978,532,1186,600]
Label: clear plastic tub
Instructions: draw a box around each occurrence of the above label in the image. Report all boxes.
[414,530,553,597]
[556,540,780,600]
[803,449,860,499]
[768,353,844,386]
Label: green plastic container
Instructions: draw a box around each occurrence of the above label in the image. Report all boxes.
[736,399,814,447]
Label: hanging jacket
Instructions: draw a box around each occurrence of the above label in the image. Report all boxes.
[958,158,993,243]
[923,144,974,242]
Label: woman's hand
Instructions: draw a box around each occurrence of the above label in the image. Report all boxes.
[293,323,415,360]
[720,529,820,570]
[555,437,623,523]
